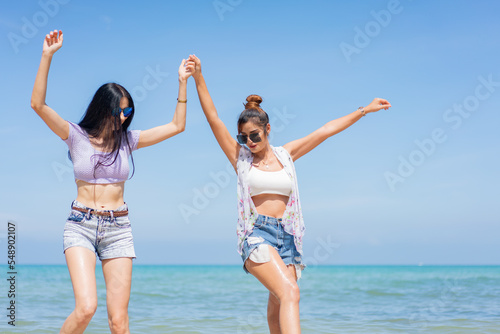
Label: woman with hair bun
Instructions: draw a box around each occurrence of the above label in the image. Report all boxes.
[189,55,390,333]
[31,30,194,333]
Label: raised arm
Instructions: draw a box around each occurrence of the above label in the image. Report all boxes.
[283,98,391,161]
[31,30,69,140]
[136,59,193,149]
[189,55,240,170]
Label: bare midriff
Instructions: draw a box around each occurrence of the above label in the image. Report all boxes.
[251,194,289,218]
[75,179,126,210]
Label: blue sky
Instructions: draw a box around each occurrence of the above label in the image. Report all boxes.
[0,0,498,265]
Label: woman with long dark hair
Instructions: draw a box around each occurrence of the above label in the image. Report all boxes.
[189,55,391,333]
[31,30,194,334]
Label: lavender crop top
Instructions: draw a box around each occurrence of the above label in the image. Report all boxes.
[63,121,141,184]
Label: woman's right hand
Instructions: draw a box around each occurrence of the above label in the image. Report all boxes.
[178,59,193,82]
[43,30,63,56]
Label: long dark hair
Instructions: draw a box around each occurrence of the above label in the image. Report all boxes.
[78,83,136,178]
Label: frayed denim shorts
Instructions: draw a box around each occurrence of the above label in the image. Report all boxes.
[241,215,304,278]
[63,200,136,260]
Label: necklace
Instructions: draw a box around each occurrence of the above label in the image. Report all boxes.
[252,148,273,169]
[261,159,270,169]
[253,156,271,169]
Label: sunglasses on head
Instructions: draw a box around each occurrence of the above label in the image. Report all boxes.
[237,132,262,145]
[112,107,133,118]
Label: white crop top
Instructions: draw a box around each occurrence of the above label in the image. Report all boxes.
[248,167,292,197]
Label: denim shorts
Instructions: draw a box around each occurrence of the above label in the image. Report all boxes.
[63,200,136,260]
[241,215,304,275]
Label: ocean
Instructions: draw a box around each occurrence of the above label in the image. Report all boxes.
[2,265,499,333]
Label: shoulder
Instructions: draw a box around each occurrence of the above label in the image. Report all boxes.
[126,129,141,151]
[238,145,252,160]
[127,129,141,140]
[67,120,78,128]
[273,145,292,160]
[69,121,88,134]
[64,121,85,143]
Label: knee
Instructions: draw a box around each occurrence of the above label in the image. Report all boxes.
[75,302,97,323]
[108,312,129,334]
[281,284,300,304]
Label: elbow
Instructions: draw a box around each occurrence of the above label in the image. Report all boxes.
[174,123,186,135]
[318,125,332,139]
[30,94,46,112]
[31,100,42,113]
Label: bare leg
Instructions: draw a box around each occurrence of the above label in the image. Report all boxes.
[60,247,97,334]
[245,246,301,334]
[267,264,298,334]
[102,257,133,334]
[267,292,281,333]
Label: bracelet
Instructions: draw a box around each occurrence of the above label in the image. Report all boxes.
[177,98,187,103]
[358,106,366,117]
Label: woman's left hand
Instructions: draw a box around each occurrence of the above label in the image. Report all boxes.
[178,59,194,82]
[364,98,392,113]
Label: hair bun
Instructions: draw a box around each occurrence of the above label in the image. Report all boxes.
[245,94,263,110]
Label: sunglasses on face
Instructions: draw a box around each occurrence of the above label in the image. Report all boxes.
[112,107,133,118]
[237,132,262,145]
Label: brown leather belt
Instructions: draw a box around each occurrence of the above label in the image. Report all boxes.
[71,206,128,217]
